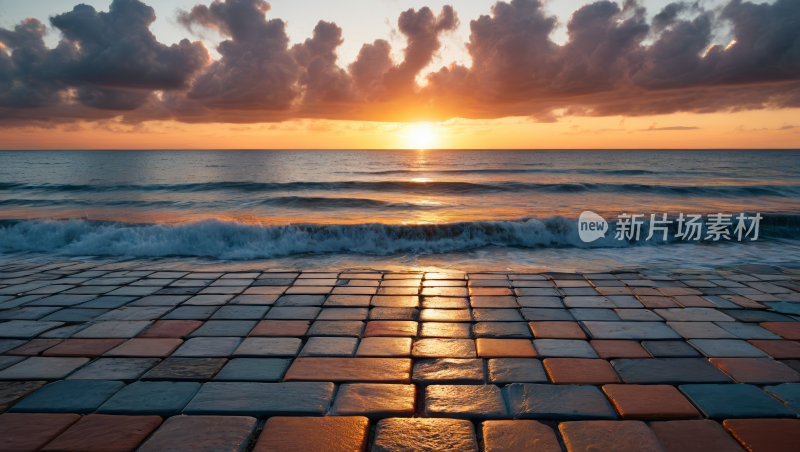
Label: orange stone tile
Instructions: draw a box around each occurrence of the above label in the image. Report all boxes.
[650,420,744,452]
[748,340,800,359]
[723,419,800,452]
[724,296,766,309]
[476,339,537,358]
[40,414,162,452]
[249,320,310,336]
[590,340,651,359]
[602,385,700,419]
[639,296,681,308]
[482,420,561,452]
[254,416,369,452]
[529,322,587,339]
[469,287,514,296]
[283,357,412,383]
[4,339,63,356]
[0,413,81,452]
[709,358,800,384]
[42,339,126,357]
[759,322,800,340]
[364,321,418,337]
[137,320,203,338]
[544,358,620,384]
[559,420,664,452]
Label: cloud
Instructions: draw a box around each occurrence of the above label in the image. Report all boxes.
[0,0,799,127]
[639,123,700,131]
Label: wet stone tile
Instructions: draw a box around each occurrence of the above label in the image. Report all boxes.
[583,321,682,340]
[0,356,89,380]
[0,413,81,452]
[473,322,532,338]
[39,413,161,452]
[425,384,508,419]
[72,321,153,338]
[763,383,800,412]
[183,381,335,416]
[274,295,326,306]
[317,308,369,320]
[482,420,561,452]
[328,383,416,417]
[529,321,587,339]
[213,358,291,382]
[66,357,160,381]
[95,381,200,416]
[210,305,269,320]
[681,383,797,419]
[0,320,64,338]
[689,339,770,358]
[369,307,419,320]
[667,322,738,339]
[9,379,125,414]
[162,306,220,320]
[504,383,617,420]
[650,420,744,452]
[709,358,800,384]
[187,320,257,337]
[0,339,28,354]
[559,420,664,452]
[520,308,573,321]
[371,296,419,308]
[142,358,228,381]
[0,307,62,320]
[488,358,548,384]
[299,337,357,357]
[473,309,524,322]
[413,338,476,358]
[136,415,256,452]
[721,309,794,322]
[324,295,371,307]
[470,296,518,308]
[356,337,412,357]
[104,338,184,357]
[249,320,310,336]
[545,358,619,384]
[371,418,479,452]
[264,306,320,320]
[533,339,597,358]
[611,358,733,384]
[760,322,800,340]
[173,337,242,357]
[229,294,279,305]
[0,356,27,371]
[641,340,701,357]
[77,296,136,309]
[412,358,484,384]
[590,340,651,359]
[307,320,365,337]
[42,338,126,357]
[253,416,369,452]
[137,320,204,338]
[421,297,470,309]
[568,308,621,321]
[4,338,63,356]
[516,297,563,308]
[607,296,644,308]
[364,321,418,337]
[722,419,800,452]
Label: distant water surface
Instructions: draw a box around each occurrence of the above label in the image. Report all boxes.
[1,149,799,270]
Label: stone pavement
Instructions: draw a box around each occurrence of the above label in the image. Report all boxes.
[1,256,800,451]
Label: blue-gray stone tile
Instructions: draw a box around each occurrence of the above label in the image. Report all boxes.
[213,358,291,382]
[182,382,335,416]
[680,384,797,419]
[8,379,125,414]
[97,381,201,415]
[503,383,617,420]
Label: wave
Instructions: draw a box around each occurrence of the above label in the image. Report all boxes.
[2,181,800,198]
[1,216,798,260]
[0,197,445,210]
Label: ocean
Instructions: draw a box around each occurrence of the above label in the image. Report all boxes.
[1,149,799,271]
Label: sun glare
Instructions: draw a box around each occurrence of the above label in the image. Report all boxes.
[408,124,434,149]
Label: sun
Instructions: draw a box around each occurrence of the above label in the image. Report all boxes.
[407,123,434,149]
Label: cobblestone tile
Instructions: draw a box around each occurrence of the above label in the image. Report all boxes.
[142,358,227,381]
[104,338,183,357]
[66,358,160,381]
[763,383,800,412]
[3,339,63,356]
[42,338,126,357]
[39,414,161,451]
[504,383,617,420]
[328,383,416,417]
[364,321,418,337]
[534,339,598,358]
[249,320,310,336]
[412,358,484,384]
[482,420,561,452]
[183,382,334,416]
[412,338,476,358]
[529,321,587,339]
[0,380,46,412]
[254,416,369,452]
[136,415,256,452]
[519,308,573,321]
[173,337,242,357]
[649,420,743,452]
[264,307,320,320]
[9,379,124,414]
[299,337,358,357]
[611,358,733,384]
[307,320,365,337]
[759,322,800,339]
[680,383,797,418]
[602,384,699,419]
[723,418,800,452]
[317,308,369,320]
[96,381,201,415]
[72,321,153,338]
[371,418,478,452]
[355,338,412,357]
[420,322,471,338]
[424,384,508,419]
[137,320,203,338]
[284,357,412,383]
[590,340,651,359]
[748,339,800,358]
[0,320,64,338]
[233,338,301,357]
[187,320,257,337]
[689,339,770,357]
[213,358,290,382]
[559,420,665,452]
[582,321,681,340]
[544,358,619,384]
[473,322,532,338]
[487,358,548,384]
[641,340,701,357]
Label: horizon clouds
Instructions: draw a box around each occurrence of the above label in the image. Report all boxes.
[0,0,798,128]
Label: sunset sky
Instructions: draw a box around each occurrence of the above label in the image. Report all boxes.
[0,0,798,149]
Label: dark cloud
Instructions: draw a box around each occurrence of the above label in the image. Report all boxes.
[0,0,798,126]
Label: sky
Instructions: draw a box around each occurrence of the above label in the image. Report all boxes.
[0,0,798,149]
